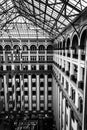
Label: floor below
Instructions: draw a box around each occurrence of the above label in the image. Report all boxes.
[0,111,57,130]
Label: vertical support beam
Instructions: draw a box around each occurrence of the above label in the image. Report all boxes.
[57,86,60,130]
[3,49,5,62]
[12,75,16,111]
[82,30,87,130]
[63,98,66,130]
[28,48,30,61]
[4,75,8,111]
[20,75,24,111]
[11,48,13,62]
[29,75,32,111]
[60,91,62,130]
[75,120,78,130]
[68,107,71,130]
[45,75,48,110]
[20,49,22,62]
[37,46,38,61]
[45,48,47,61]
[37,75,40,111]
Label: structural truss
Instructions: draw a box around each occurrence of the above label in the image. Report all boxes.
[0,0,87,39]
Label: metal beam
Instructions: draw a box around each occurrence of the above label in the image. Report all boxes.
[43,0,48,29]
[60,0,81,12]
[15,0,66,26]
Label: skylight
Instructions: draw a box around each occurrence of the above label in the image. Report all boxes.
[0,0,87,39]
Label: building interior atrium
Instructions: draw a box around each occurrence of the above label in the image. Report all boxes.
[0,0,87,130]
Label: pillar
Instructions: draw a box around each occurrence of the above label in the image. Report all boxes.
[37,75,40,111]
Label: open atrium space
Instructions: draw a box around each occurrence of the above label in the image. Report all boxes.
[0,0,87,130]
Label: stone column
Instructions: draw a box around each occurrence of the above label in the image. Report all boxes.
[45,75,48,110]
[37,75,40,111]
[68,107,71,130]
[12,74,16,111]
[4,75,8,111]
[20,75,24,111]
[28,75,32,111]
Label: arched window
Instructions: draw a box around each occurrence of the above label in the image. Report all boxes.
[80,29,87,60]
[67,38,71,57]
[30,45,37,53]
[22,45,28,52]
[63,39,65,56]
[13,45,20,53]
[38,45,45,53]
[47,45,53,54]
[62,40,65,50]
[58,43,59,50]
[72,35,78,59]
[32,74,36,79]
[66,38,70,49]
[4,45,11,52]
[60,41,62,50]
[15,74,20,79]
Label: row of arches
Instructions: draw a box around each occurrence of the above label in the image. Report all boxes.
[54,28,87,60]
[0,44,53,52]
[55,28,86,51]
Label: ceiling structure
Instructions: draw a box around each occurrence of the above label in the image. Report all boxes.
[0,0,87,40]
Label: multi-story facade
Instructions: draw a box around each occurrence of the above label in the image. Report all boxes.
[0,39,53,114]
[53,8,87,130]
[0,1,87,130]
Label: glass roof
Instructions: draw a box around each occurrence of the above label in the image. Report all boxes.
[0,0,87,39]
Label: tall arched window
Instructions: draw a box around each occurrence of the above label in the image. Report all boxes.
[22,45,28,52]
[13,45,20,53]
[47,45,53,54]
[66,38,70,57]
[80,29,87,60]
[38,45,45,53]
[30,45,37,53]
[72,35,78,59]
[4,45,11,52]
[32,74,36,79]
[63,39,65,56]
